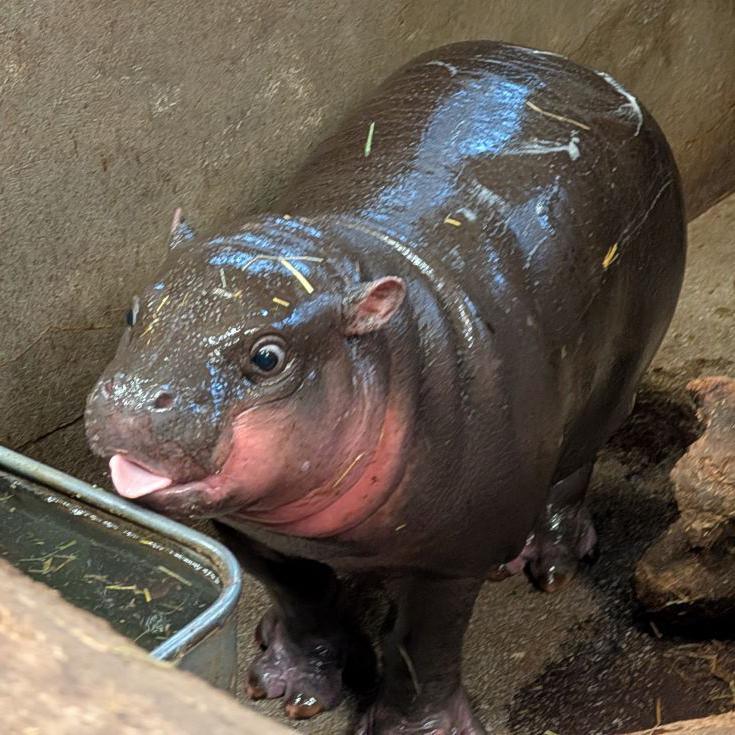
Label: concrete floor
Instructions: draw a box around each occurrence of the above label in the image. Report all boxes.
[22,193,735,733]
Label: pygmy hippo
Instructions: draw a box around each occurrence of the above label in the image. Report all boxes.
[86,41,686,734]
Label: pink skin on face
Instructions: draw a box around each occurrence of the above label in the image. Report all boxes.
[230,404,409,536]
[107,361,411,538]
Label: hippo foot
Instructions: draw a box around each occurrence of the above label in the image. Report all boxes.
[246,608,344,719]
[356,688,486,735]
[491,505,598,592]
[526,504,598,592]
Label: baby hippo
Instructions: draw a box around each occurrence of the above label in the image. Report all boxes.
[86,41,685,734]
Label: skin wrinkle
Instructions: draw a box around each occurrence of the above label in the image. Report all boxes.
[233,401,409,536]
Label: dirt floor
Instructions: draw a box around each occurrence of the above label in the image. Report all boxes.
[21,192,735,734]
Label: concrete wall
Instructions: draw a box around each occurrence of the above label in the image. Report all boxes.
[2,0,734,465]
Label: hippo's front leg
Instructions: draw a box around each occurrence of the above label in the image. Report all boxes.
[215,525,365,719]
[359,575,485,735]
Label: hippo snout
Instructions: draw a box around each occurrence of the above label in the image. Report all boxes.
[85,372,224,485]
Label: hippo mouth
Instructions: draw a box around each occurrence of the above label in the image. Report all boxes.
[109,455,174,499]
[108,453,235,518]
[107,447,405,535]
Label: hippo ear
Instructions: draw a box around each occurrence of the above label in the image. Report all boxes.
[342,276,406,336]
[168,207,197,249]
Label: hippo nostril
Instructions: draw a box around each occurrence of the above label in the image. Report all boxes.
[153,392,174,410]
[101,379,115,398]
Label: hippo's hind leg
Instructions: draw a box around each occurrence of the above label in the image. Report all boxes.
[358,575,486,735]
[525,462,598,592]
[496,462,598,592]
[215,524,368,720]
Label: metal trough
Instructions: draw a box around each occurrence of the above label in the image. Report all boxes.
[0,445,242,692]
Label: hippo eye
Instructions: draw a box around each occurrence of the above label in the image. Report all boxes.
[125,296,140,327]
[249,337,287,375]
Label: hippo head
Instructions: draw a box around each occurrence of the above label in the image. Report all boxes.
[85,213,409,537]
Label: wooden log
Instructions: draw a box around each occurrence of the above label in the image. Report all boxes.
[624,713,735,734]
[635,376,735,635]
[0,559,293,734]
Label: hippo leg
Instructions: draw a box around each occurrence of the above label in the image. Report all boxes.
[215,525,356,720]
[523,462,598,592]
[358,576,485,735]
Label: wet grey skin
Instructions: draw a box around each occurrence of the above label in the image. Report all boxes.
[86,41,686,733]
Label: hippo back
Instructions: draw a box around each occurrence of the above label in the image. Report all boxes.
[281,40,685,478]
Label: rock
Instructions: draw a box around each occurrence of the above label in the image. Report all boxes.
[673,377,735,550]
[635,376,735,635]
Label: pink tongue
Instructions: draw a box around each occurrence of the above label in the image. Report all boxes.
[110,454,173,499]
